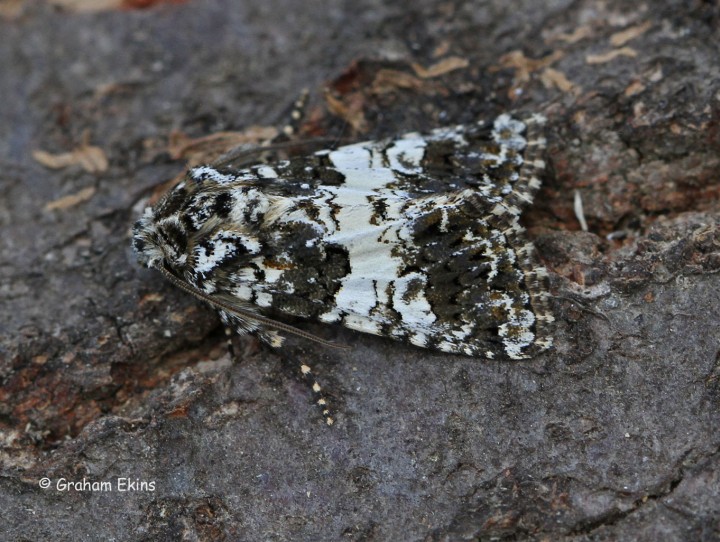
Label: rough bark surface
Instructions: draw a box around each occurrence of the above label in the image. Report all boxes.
[1,1,718,540]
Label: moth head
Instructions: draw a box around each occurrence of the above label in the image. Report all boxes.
[132,207,189,271]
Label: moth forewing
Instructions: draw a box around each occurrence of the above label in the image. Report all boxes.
[133,113,553,359]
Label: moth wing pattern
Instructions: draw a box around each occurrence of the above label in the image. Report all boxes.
[133,113,553,359]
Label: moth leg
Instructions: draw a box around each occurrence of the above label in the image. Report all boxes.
[219,310,336,424]
[220,311,283,349]
[255,329,285,348]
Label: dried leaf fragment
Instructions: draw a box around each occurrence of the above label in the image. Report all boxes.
[411,56,469,79]
[371,69,425,93]
[48,0,187,12]
[610,21,652,47]
[168,127,278,163]
[586,47,637,64]
[33,143,108,173]
[0,0,24,19]
[551,26,593,44]
[44,187,97,211]
[48,0,121,11]
[324,91,368,133]
[540,68,577,93]
[494,50,564,83]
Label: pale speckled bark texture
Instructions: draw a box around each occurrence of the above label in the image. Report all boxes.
[1,1,719,540]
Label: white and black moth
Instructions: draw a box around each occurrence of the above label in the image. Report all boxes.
[133,113,554,360]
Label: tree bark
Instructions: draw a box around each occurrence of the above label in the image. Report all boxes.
[1,1,718,540]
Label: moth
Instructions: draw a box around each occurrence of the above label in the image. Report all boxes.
[133,113,554,359]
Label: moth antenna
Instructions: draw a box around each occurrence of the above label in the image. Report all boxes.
[156,265,350,351]
[211,137,348,169]
[212,89,335,169]
[279,88,309,139]
[299,362,335,426]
